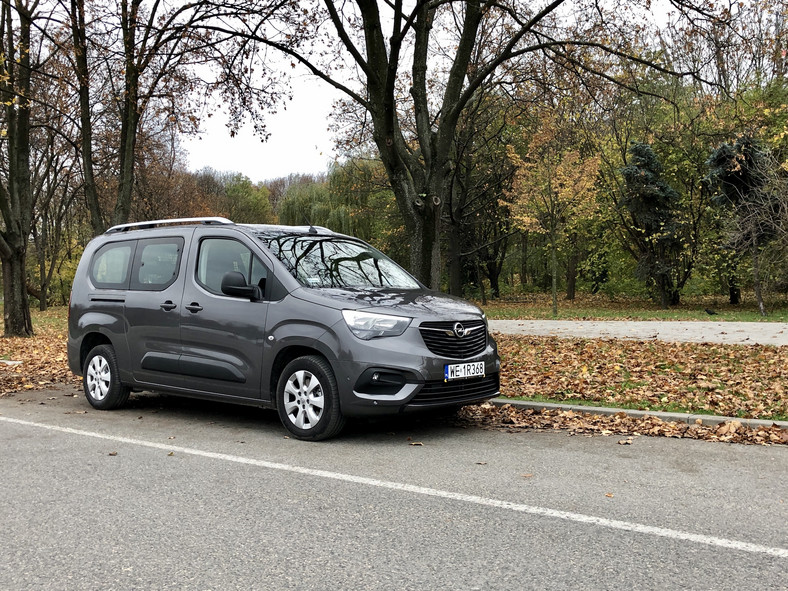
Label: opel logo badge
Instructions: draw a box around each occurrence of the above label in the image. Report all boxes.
[453,322,466,338]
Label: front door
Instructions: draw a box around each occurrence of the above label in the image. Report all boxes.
[177,231,270,399]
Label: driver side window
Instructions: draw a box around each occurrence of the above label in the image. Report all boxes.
[197,238,268,294]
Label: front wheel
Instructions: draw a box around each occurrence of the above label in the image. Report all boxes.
[276,356,345,441]
[83,344,130,410]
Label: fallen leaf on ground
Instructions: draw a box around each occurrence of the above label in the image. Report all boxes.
[455,403,788,446]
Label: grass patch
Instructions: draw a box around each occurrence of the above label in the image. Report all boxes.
[0,304,68,335]
[481,293,788,321]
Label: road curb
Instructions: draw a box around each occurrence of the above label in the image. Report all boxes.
[490,398,788,430]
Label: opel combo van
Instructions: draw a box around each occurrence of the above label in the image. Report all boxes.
[67,217,500,440]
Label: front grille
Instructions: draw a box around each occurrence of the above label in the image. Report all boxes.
[419,320,487,359]
[410,374,499,406]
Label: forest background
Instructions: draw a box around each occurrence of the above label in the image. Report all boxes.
[3,0,788,338]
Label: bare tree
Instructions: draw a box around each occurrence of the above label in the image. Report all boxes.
[199,0,704,287]
[59,0,287,233]
[707,135,788,316]
[0,0,36,336]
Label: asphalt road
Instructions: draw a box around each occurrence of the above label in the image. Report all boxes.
[1,386,786,590]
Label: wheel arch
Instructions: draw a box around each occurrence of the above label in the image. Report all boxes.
[268,345,333,408]
[79,332,113,371]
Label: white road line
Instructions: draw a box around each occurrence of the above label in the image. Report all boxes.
[3,415,787,559]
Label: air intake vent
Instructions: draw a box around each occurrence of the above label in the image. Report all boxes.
[418,319,487,359]
[410,374,499,406]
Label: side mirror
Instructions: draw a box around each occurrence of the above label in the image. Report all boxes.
[221,271,262,301]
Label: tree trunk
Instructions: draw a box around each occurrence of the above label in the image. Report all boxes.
[752,244,767,316]
[658,279,669,309]
[33,224,48,311]
[520,232,528,288]
[401,197,441,289]
[70,0,104,235]
[565,250,578,301]
[1,248,34,336]
[447,220,463,296]
[486,261,502,299]
[0,1,35,337]
[728,284,741,305]
[550,237,558,317]
[475,259,487,306]
[114,0,142,227]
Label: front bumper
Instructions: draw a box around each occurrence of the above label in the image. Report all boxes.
[331,324,501,417]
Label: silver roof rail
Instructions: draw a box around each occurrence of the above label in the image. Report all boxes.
[105,217,234,234]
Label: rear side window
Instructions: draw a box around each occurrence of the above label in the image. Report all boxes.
[90,242,134,289]
[131,238,184,291]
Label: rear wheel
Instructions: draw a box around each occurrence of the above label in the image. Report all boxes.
[276,356,345,441]
[83,344,130,410]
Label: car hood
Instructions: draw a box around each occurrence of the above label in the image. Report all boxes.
[291,287,485,321]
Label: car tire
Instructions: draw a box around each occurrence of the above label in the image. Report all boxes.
[83,344,131,410]
[276,355,346,441]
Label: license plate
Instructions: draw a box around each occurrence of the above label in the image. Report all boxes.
[444,361,485,381]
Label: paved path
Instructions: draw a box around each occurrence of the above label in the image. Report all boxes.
[1,389,786,588]
[489,319,788,346]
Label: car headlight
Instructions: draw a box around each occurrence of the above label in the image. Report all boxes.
[342,310,412,340]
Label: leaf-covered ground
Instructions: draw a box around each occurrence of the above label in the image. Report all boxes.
[456,404,788,446]
[495,334,788,420]
[480,333,788,445]
[2,325,787,444]
[0,325,79,395]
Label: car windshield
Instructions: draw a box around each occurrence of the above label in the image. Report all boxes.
[256,233,420,289]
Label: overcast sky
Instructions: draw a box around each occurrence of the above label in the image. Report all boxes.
[183,75,340,184]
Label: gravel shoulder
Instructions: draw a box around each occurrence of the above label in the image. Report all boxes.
[489,319,788,346]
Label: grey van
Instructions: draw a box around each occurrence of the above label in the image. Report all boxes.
[67,217,500,440]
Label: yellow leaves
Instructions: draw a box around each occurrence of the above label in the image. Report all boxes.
[503,110,601,237]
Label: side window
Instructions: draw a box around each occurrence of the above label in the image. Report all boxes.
[197,238,269,294]
[90,241,134,289]
[130,237,184,291]
[251,255,268,290]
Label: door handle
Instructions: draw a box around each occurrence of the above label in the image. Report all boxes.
[185,302,203,313]
[160,301,177,311]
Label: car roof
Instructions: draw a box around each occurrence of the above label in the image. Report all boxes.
[241,223,336,237]
[104,217,338,238]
